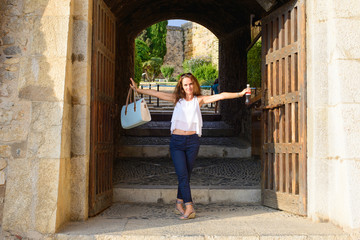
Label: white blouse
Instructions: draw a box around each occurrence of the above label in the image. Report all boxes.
[170,96,203,137]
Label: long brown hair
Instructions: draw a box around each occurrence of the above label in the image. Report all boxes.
[173,73,202,103]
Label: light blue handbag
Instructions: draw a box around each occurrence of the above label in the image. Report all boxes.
[121,88,151,129]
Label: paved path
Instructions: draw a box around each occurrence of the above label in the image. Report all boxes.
[56,202,352,239]
[113,157,261,188]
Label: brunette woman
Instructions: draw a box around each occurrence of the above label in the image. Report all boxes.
[129,73,248,220]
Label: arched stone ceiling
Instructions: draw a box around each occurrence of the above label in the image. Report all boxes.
[104,0,272,39]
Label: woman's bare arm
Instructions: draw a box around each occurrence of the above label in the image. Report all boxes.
[198,88,248,106]
[129,78,175,103]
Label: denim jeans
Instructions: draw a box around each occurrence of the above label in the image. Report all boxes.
[170,134,200,203]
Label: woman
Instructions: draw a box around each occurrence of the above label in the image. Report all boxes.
[129,73,248,220]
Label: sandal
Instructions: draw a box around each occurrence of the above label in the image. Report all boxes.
[174,199,184,215]
[179,202,196,220]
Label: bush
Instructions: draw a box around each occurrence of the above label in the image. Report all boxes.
[182,57,218,86]
[142,57,163,81]
[193,64,218,86]
[183,58,210,73]
[160,65,174,80]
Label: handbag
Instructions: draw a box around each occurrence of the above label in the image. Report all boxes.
[121,88,151,129]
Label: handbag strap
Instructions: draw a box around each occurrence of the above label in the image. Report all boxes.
[125,88,137,115]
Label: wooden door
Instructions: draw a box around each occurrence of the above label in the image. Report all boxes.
[89,0,116,216]
[261,0,307,215]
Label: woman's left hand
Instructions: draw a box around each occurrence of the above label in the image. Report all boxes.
[239,88,248,96]
[129,78,138,92]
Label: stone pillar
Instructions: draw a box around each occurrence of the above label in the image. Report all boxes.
[307,0,360,229]
[0,0,76,235]
[69,0,92,222]
[218,27,251,138]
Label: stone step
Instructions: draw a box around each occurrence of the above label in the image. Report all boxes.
[56,202,350,240]
[113,185,261,204]
[117,137,251,158]
[124,121,237,137]
[113,157,261,203]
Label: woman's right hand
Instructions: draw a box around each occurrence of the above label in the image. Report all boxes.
[129,78,138,92]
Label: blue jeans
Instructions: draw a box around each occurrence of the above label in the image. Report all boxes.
[170,134,200,203]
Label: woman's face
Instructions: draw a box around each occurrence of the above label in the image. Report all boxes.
[182,77,194,96]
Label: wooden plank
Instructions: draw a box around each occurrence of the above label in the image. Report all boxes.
[263,189,305,216]
[265,42,298,63]
[263,143,302,153]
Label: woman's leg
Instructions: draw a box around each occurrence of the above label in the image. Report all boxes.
[170,135,192,203]
[181,135,200,218]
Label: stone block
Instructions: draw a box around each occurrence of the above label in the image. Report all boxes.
[327,159,360,229]
[306,0,329,23]
[71,104,90,156]
[72,20,91,60]
[0,159,7,170]
[74,0,91,19]
[0,145,11,158]
[307,157,331,223]
[2,158,33,233]
[307,107,329,159]
[328,104,360,159]
[3,46,21,55]
[61,102,72,159]
[18,56,67,101]
[330,19,360,60]
[0,101,31,142]
[69,155,89,221]
[24,0,71,16]
[10,141,27,159]
[72,62,91,105]
[328,60,360,105]
[332,0,360,18]
[2,35,15,45]
[0,170,5,185]
[56,157,72,231]
[35,158,61,233]
[29,16,71,58]
[27,102,64,159]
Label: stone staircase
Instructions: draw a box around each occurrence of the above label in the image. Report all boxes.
[56,115,350,240]
[113,118,261,205]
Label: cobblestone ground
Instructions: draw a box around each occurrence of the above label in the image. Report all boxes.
[113,157,261,188]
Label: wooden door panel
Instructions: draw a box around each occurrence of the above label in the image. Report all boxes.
[90,0,116,217]
[261,0,306,215]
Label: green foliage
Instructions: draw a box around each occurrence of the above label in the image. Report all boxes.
[247,39,262,88]
[160,65,174,80]
[182,57,218,86]
[135,21,168,81]
[169,77,177,82]
[142,57,163,81]
[135,39,151,62]
[134,50,143,84]
[183,58,210,73]
[147,21,168,59]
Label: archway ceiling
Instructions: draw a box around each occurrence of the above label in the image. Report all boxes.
[104,0,270,38]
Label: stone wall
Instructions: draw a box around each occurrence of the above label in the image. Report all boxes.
[183,22,219,68]
[306,0,360,230]
[163,22,219,77]
[0,0,92,236]
[163,26,184,76]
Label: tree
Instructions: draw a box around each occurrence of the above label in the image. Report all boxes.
[142,57,163,81]
[134,21,168,82]
[147,21,168,59]
[134,39,151,83]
